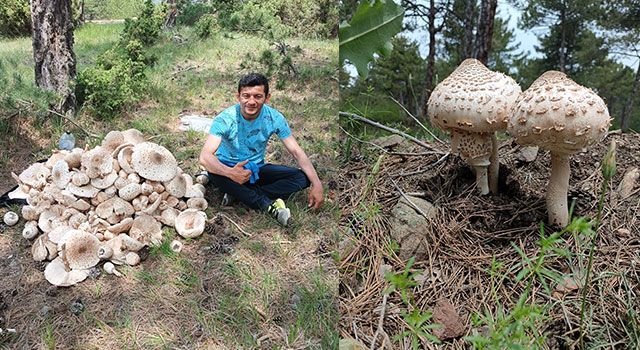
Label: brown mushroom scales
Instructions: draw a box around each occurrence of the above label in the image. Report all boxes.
[428,59,521,194]
[507,71,611,226]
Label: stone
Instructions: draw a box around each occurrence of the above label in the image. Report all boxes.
[432,298,465,340]
[339,338,367,350]
[370,134,406,149]
[388,195,437,260]
[516,146,539,162]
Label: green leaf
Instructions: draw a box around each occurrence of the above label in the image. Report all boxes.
[339,0,405,77]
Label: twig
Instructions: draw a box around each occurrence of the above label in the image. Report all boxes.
[47,108,100,139]
[338,125,388,153]
[339,111,434,150]
[370,293,388,350]
[389,177,430,219]
[217,213,251,237]
[15,98,99,139]
[171,65,197,76]
[388,95,445,145]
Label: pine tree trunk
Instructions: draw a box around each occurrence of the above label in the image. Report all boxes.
[421,0,437,120]
[621,59,640,132]
[30,0,77,114]
[463,0,474,59]
[559,3,567,73]
[473,0,497,64]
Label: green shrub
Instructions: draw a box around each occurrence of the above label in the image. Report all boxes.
[176,2,213,26]
[84,0,145,20]
[194,14,216,39]
[0,0,31,38]
[121,0,162,46]
[77,40,147,119]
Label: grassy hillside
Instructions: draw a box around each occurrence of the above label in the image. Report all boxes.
[0,22,339,349]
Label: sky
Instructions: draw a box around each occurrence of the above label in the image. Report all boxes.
[405,1,638,69]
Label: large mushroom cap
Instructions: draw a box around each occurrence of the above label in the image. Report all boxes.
[81,147,113,179]
[44,257,89,286]
[131,142,178,182]
[122,128,145,145]
[101,130,125,153]
[428,58,521,134]
[18,163,50,189]
[507,71,611,155]
[65,231,101,270]
[175,209,206,238]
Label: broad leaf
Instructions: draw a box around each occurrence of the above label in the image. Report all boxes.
[339,0,405,77]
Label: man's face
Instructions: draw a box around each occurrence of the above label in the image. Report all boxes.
[236,85,270,120]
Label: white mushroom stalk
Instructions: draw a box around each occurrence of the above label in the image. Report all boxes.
[507,71,611,226]
[428,59,521,194]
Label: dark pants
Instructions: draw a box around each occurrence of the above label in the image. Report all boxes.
[209,164,310,210]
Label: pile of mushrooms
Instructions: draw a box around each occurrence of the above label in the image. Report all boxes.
[12,129,209,286]
[507,71,611,226]
[428,58,521,194]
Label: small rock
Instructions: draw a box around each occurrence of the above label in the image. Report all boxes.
[432,298,466,340]
[339,338,367,350]
[370,134,406,149]
[516,146,539,162]
[69,299,84,316]
[45,286,58,297]
[88,267,101,279]
[389,196,438,260]
[38,305,53,318]
[290,293,301,310]
[379,264,392,278]
[617,228,630,237]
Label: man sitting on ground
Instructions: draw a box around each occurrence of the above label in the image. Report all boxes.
[199,73,323,226]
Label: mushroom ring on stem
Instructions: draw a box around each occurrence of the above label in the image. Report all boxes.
[428,58,521,194]
[507,71,611,227]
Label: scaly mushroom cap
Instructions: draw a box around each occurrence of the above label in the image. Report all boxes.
[64,148,84,170]
[44,256,89,286]
[81,147,113,179]
[119,183,142,201]
[72,171,90,186]
[22,221,39,240]
[175,209,206,238]
[101,131,125,153]
[507,71,611,155]
[95,197,134,220]
[45,151,68,169]
[18,163,50,189]
[428,59,521,134]
[67,183,100,198]
[51,160,73,190]
[187,197,208,211]
[131,142,177,182]
[65,231,101,270]
[129,215,163,245]
[121,128,145,145]
[90,172,118,189]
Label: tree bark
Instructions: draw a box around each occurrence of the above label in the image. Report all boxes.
[473,0,497,64]
[164,0,177,28]
[422,0,438,119]
[30,0,77,115]
[559,2,567,73]
[621,59,640,132]
[463,0,474,59]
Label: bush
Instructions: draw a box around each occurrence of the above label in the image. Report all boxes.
[176,2,213,26]
[77,40,148,119]
[121,0,162,46]
[194,14,216,39]
[83,0,145,20]
[221,0,338,39]
[0,0,31,38]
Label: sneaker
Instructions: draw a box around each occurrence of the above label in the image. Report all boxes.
[221,193,236,206]
[267,198,291,227]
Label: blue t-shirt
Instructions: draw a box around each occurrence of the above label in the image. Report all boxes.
[209,103,292,164]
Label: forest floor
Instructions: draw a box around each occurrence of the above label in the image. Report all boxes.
[337,127,639,349]
[0,23,340,349]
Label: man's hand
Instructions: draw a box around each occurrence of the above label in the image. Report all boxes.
[228,160,251,184]
[307,183,324,209]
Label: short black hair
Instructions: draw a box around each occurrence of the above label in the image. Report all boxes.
[238,73,269,95]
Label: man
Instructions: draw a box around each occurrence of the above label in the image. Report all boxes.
[199,73,323,226]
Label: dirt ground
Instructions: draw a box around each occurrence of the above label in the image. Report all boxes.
[337,131,640,349]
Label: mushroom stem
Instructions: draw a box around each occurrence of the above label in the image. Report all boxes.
[488,132,499,194]
[548,152,570,227]
[473,165,490,195]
